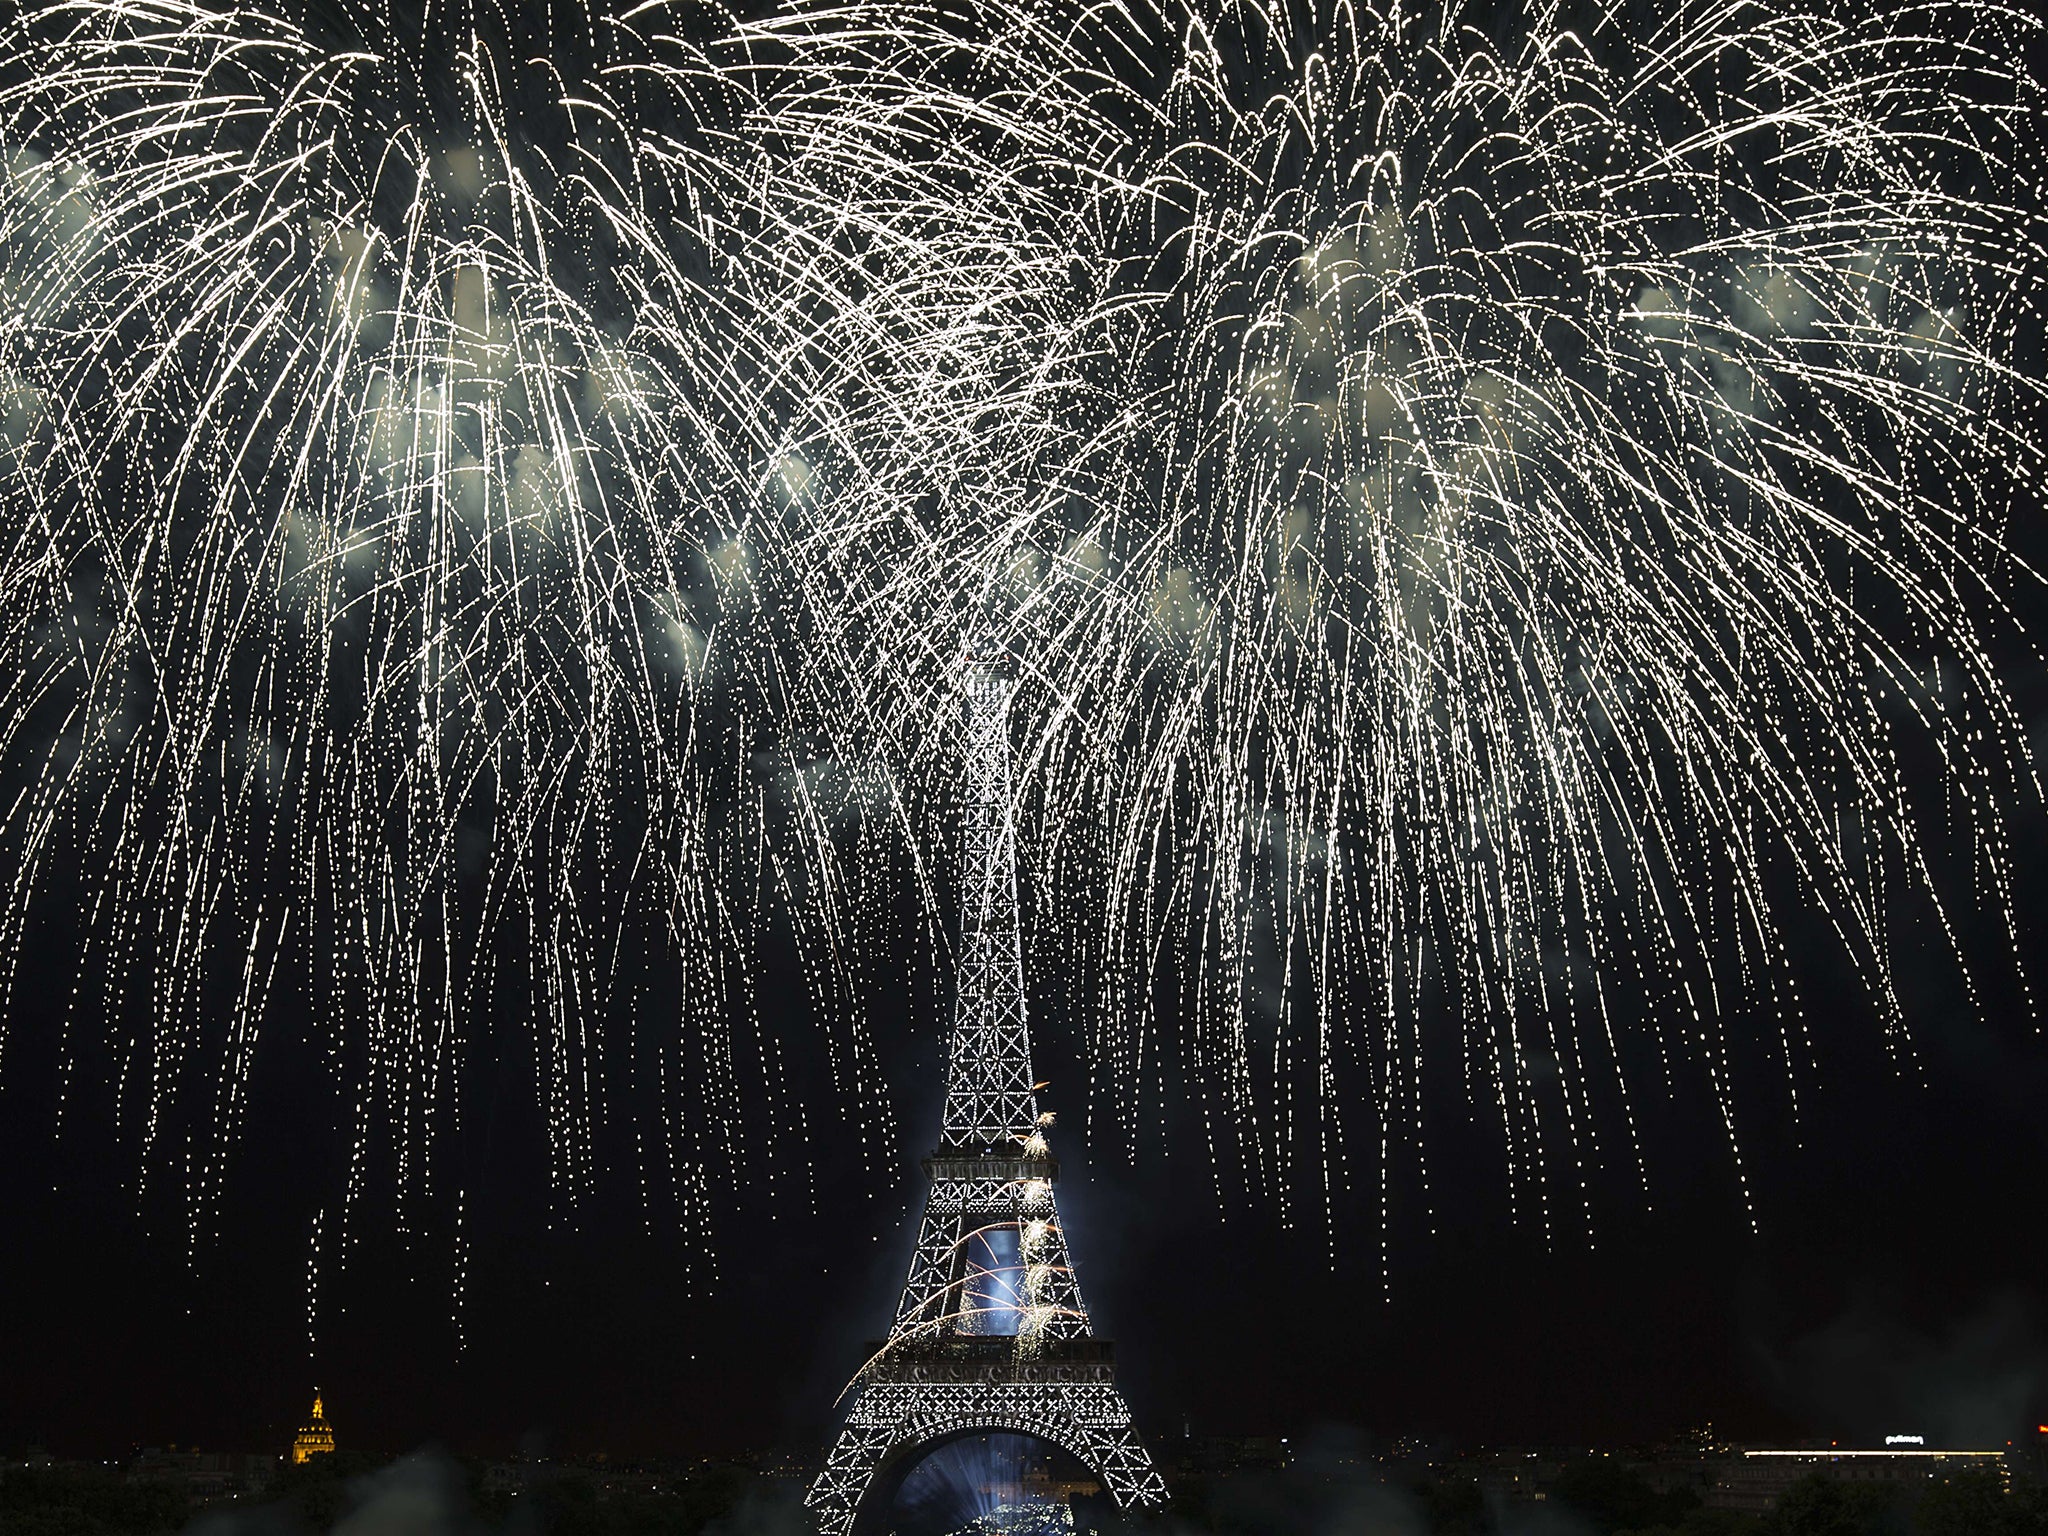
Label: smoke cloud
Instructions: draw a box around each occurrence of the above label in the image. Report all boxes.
[1768,1291,2045,1446]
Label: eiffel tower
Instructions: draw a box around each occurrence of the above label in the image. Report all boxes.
[807,639,1166,1536]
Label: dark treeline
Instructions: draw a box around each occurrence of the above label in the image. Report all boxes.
[8,1453,2048,1536]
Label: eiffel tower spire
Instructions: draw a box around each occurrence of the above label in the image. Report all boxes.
[808,638,1165,1535]
[936,640,1039,1154]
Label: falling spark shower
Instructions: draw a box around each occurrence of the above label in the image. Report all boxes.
[0,0,2042,1288]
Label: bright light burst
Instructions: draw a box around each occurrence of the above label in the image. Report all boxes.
[0,0,2042,1281]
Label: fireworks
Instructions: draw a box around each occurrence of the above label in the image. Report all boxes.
[0,0,2042,1278]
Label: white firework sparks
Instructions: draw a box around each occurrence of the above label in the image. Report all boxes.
[0,0,2041,1285]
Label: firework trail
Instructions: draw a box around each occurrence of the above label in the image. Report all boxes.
[0,0,2042,1279]
[725,0,2048,1235]
[0,0,802,1270]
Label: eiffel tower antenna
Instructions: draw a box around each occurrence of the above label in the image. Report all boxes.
[808,633,1166,1535]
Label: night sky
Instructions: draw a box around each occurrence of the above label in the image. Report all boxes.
[3,0,2048,1479]
[4,802,2046,1462]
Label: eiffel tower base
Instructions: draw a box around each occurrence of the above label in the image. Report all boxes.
[810,1370,1166,1536]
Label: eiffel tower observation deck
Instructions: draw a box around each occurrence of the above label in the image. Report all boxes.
[808,637,1166,1536]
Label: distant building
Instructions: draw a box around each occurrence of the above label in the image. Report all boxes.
[1468,1450,1570,1506]
[479,1460,552,1498]
[749,1447,818,1483]
[130,1448,277,1500]
[1708,1447,2007,1513]
[2004,1429,2048,1486]
[291,1390,336,1465]
[1167,1435,1292,1475]
[1675,1423,1730,1457]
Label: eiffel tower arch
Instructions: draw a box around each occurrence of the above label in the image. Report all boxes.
[808,640,1166,1536]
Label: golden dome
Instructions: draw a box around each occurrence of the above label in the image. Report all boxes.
[291,1389,335,1465]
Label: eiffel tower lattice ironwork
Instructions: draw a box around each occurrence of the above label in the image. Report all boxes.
[807,640,1166,1535]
